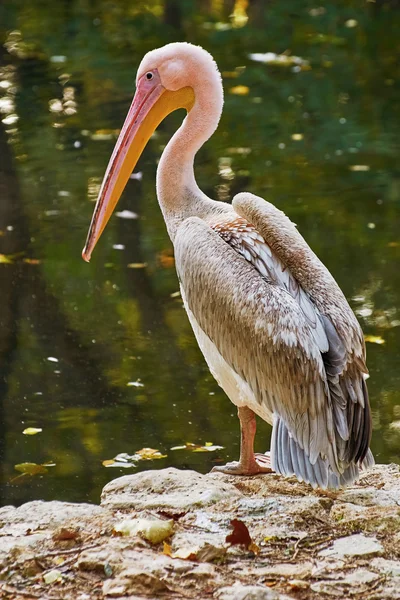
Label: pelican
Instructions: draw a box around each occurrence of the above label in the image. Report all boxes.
[82,42,373,489]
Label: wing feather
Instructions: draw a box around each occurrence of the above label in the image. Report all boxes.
[232,194,372,466]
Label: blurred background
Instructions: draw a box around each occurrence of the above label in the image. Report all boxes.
[0,0,399,507]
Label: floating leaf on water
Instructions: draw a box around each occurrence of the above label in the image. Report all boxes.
[291,133,304,141]
[14,462,48,476]
[249,52,309,68]
[127,262,147,269]
[127,379,144,388]
[112,244,125,250]
[0,254,13,264]
[23,258,41,264]
[170,291,181,298]
[91,129,119,141]
[226,519,260,554]
[135,447,167,460]
[116,210,138,220]
[103,448,167,468]
[43,569,62,584]
[170,441,224,453]
[349,165,370,172]
[22,427,42,435]
[345,19,358,28]
[387,242,400,248]
[229,85,249,95]
[114,517,174,544]
[364,335,385,345]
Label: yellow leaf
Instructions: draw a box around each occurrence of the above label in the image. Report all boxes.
[102,459,117,467]
[229,85,249,95]
[0,254,13,264]
[163,542,172,556]
[23,258,41,265]
[349,165,370,172]
[248,541,261,555]
[43,569,62,584]
[291,133,303,141]
[114,518,174,543]
[364,335,385,345]
[14,462,48,475]
[127,262,147,269]
[22,427,42,435]
[135,447,167,460]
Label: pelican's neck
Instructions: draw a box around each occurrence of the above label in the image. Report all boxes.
[156,82,223,240]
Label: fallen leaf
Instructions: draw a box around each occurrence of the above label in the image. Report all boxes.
[0,254,13,264]
[291,133,303,141]
[114,517,174,544]
[43,569,62,584]
[226,519,260,554]
[22,427,42,435]
[52,527,80,542]
[364,335,385,345]
[163,541,226,562]
[163,542,173,556]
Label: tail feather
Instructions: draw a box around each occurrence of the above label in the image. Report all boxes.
[271,416,374,490]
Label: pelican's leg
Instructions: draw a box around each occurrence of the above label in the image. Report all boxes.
[211,406,272,475]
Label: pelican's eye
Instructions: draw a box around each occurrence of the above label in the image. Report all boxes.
[146,72,153,80]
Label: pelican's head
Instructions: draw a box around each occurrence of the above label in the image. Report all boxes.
[82,42,222,262]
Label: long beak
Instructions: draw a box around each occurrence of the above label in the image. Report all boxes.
[82,73,194,262]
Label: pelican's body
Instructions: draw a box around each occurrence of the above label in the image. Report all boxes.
[83,43,373,489]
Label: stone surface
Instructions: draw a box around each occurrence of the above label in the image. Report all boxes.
[319,533,384,558]
[216,583,293,599]
[101,467,242,510]
[0,463,399,600]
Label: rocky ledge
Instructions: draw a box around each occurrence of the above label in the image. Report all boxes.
[0,464,400,599]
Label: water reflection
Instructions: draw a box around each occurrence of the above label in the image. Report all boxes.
[0,1,399,506]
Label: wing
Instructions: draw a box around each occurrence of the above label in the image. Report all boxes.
[232,192,372,471]
[174,216,343,486]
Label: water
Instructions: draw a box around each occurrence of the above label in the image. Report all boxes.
[0,1,399,507]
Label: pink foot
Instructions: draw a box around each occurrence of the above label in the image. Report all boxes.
[211,452,272,475]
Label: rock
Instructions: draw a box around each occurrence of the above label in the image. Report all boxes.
[311,570,380,596]
[1,465,399,600]
[216,583,293,599]
[101,467,242,511]
[103,567,170,596]
[343,569,380,584]
[255,562,313,579]
[0,500,105,536]
[330,502,400,533]
[371,558,400,577]
[319,533,384,558]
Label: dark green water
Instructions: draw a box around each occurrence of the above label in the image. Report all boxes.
[0,1,399,506]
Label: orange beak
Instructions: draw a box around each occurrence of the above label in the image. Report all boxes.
[82,69,194,262]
